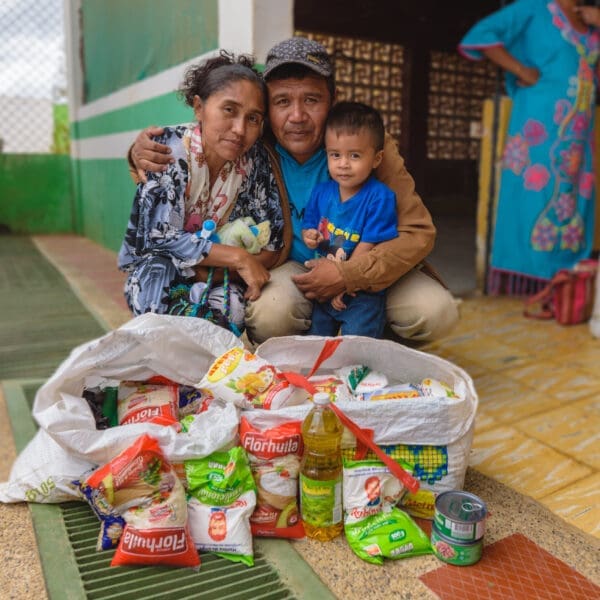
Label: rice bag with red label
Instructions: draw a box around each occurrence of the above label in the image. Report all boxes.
[117,381,180,429]
[198,347,308,409]
[86,434,199,568]
[240,415,305,538]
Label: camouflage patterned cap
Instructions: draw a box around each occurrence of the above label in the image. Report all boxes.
[263,37,333,78]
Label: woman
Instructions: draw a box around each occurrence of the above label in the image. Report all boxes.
[118,52,285,333]
[459,0,600,294]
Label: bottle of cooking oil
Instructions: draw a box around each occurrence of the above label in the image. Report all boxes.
[300,392,344,541]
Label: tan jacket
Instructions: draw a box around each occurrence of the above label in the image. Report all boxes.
[265,133,437,293]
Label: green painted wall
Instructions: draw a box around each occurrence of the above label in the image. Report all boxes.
[82,0,218,103]
[0,154,74,233]
[73,0,219,251]
[74,159,138,252]
[73,91,194,139]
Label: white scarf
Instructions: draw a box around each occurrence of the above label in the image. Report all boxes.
[182,124,252,233]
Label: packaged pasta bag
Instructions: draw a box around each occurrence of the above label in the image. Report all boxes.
[197,347,308,409]
[185,446,257,566]
[239,414,305,538]
[73,479,126,550]
[86,434,199,568]
[343,457,431,565]
[117,381,180,429]
[178,385,214,417]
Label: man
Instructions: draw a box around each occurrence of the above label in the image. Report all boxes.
[130,37,459,344]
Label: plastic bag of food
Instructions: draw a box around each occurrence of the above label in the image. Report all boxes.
[343,457,411,517]
[239,413,305,538]
[336,365,388,399]
[185,446,256,566]
[178,386,214,417]
[342,456,431,564]
[0,315,243,505]
[73,479,126,550]
[86,434,199,568]
[197,347,308,409]
[308,374,353,402]
[344,506,432,565]
[117,381,180,429]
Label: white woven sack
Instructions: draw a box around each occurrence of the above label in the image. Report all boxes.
[0,314,243,503]
[254,335,478,502]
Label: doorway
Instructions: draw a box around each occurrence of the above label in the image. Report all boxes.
[294,0,502,295]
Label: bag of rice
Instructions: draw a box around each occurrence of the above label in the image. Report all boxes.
[239,414,305,538]
[343,457,431,565]
[117,381,180,429]
[185,446,256,566]
[86,434,199,568]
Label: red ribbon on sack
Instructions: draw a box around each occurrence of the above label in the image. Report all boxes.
[281,338,420,494]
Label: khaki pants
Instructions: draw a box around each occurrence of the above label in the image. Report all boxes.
[245,261,460,344]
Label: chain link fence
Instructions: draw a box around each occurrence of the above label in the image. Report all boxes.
[0,0,68,154]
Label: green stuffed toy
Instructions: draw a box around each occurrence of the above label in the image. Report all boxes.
[203,217,271,254]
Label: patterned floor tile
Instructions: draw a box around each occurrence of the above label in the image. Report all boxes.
[540,473,600,538]
[470,426,592,499]
[430,335,532,372]
[426,348,491,380]
[419,533,600,600]
[474,411,499,434]
[516,397,600,469]
[500,361,600,402]
[552,342,600,377]
[473,372,563,424]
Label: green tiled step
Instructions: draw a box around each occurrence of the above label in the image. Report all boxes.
[3,380,335,600]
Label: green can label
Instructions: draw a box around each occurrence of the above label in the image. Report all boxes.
[431,527,482,566]
[300,474,342,527]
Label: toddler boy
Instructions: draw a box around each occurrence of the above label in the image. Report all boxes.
[302,101,398,337]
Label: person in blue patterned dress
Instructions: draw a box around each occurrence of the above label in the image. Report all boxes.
[118,52,284,332]
[460,0,600,294]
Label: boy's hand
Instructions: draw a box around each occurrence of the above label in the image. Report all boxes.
[130,126,173,183]
[330,292,347,311]
[302,228,322,250]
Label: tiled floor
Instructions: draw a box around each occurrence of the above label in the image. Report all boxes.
[424,297,600,539]
[32,234,600,541]
[420,533,600,599]
[0,233,593,600]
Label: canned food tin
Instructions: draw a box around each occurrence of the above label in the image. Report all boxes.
[434,490,487,542]
[430,525,483,566]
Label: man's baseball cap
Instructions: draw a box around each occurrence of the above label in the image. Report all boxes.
[263,37,333,79]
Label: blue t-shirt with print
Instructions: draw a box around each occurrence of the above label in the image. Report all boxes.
[275,143,330,263]
[302,176,398,262]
